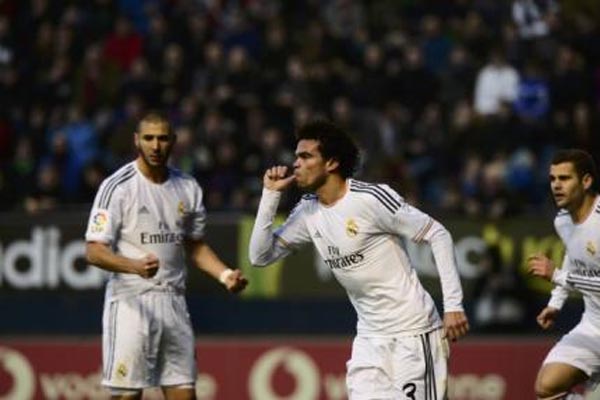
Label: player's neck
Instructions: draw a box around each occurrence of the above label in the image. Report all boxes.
[317,176,348,206]
[570,193,598,224]
[136,157,168,183]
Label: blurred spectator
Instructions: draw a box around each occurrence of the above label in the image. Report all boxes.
[458,11,492,63]
[78,160,107,203]
[322,0,365,40]
[103,15,142,72]
[420,15,452,74]
[439,45,476,106]
[513,61,550,121]
[0,15,14,67]
[74,43,120,112]
[512,0,560,64]
[205,140,242,210]
[24,160,63,214]
[0,0,598,216]
[107,94,144,167]
[550,45,591,112]
[512,0,559,40]
[391,44,439,118]
[2,136,36,209]
[474,48,520,116]
[169,124,199,176]
[159,43,190,108]
[572,102,600,155]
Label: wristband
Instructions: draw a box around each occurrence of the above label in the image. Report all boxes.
[219,269,234,285]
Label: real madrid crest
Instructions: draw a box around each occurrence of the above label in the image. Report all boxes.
[178,201,185,216]
[345,218,358,237]
[116,362,128,379]
[586,241,596,257]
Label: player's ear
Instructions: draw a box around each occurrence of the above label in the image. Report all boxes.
[325,158,339,173]
[582,173,593,191]
[134,132,140,148]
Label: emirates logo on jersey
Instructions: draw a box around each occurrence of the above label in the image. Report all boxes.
[345,218,358,237]
[586,241,596,257]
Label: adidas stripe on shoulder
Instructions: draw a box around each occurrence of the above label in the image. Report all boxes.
[98,165,136,209]
[349,180,403,214]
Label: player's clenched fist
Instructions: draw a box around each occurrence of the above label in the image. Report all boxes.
[135,254,160,278]
[536,306,558,330]
[527,253,555,281]
[222,269,248,293]
[263,165,295,191]
[443,311,470,342]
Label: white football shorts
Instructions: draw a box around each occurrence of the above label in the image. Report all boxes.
[101,289,197,390]
[346,328,449,400]
[543,318,600,384]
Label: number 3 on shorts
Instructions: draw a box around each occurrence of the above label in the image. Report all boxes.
[402,382,416,399]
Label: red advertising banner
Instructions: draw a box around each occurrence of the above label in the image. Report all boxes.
[0,337,554,399]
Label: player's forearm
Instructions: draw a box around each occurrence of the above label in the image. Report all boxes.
[427,222,464,312]
[547,284,569,310]
[85,242,137,274]
[189,241,231,280]
[249,188,287,266]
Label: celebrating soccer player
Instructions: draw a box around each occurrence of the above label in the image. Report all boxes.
[249,119,469,399]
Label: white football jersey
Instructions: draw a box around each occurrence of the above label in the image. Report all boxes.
[85,161,206,299]
[250,179,464,336]
[551,195,600,327]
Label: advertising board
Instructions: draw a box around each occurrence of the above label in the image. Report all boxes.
[0,338,554,400]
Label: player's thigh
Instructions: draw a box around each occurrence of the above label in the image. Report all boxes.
[346,336,395,400]
[102,296,149,388]
[109,388,143,400]
[540,321,600,393]
[163,384,196,400]
[159,294,197,386]
[392,329,449,400]
[536,362,588,395]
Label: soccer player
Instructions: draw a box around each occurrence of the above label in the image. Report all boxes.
[85,111,247,400]
[249,119,469,399]
[528,149,600,400]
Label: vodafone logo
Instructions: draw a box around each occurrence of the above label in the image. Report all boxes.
[249,347,320,400]
[0,347,35,400]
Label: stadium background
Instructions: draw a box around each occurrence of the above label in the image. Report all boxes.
[1,0,599,398]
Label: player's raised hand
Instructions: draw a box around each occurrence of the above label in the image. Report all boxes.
[222,269,248,294]
[536,306,559,330]
[134,254,159,278]
[443,311,470,342]
[263,166,295,192]
[527,253,555,281]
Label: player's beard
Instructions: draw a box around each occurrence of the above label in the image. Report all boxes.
[297,172,327,193]
[137,145,169,169]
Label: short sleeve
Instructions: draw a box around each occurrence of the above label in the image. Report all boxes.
[183,181,206,240]
[85,180,123,244]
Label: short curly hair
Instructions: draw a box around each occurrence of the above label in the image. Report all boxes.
[295,119,360,179]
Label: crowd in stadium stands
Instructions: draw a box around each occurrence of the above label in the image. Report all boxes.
[0,0,599,217]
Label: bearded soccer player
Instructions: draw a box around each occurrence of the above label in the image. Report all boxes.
[85,111,247,400]
[249,119,469,399]
[528,149,600,400]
